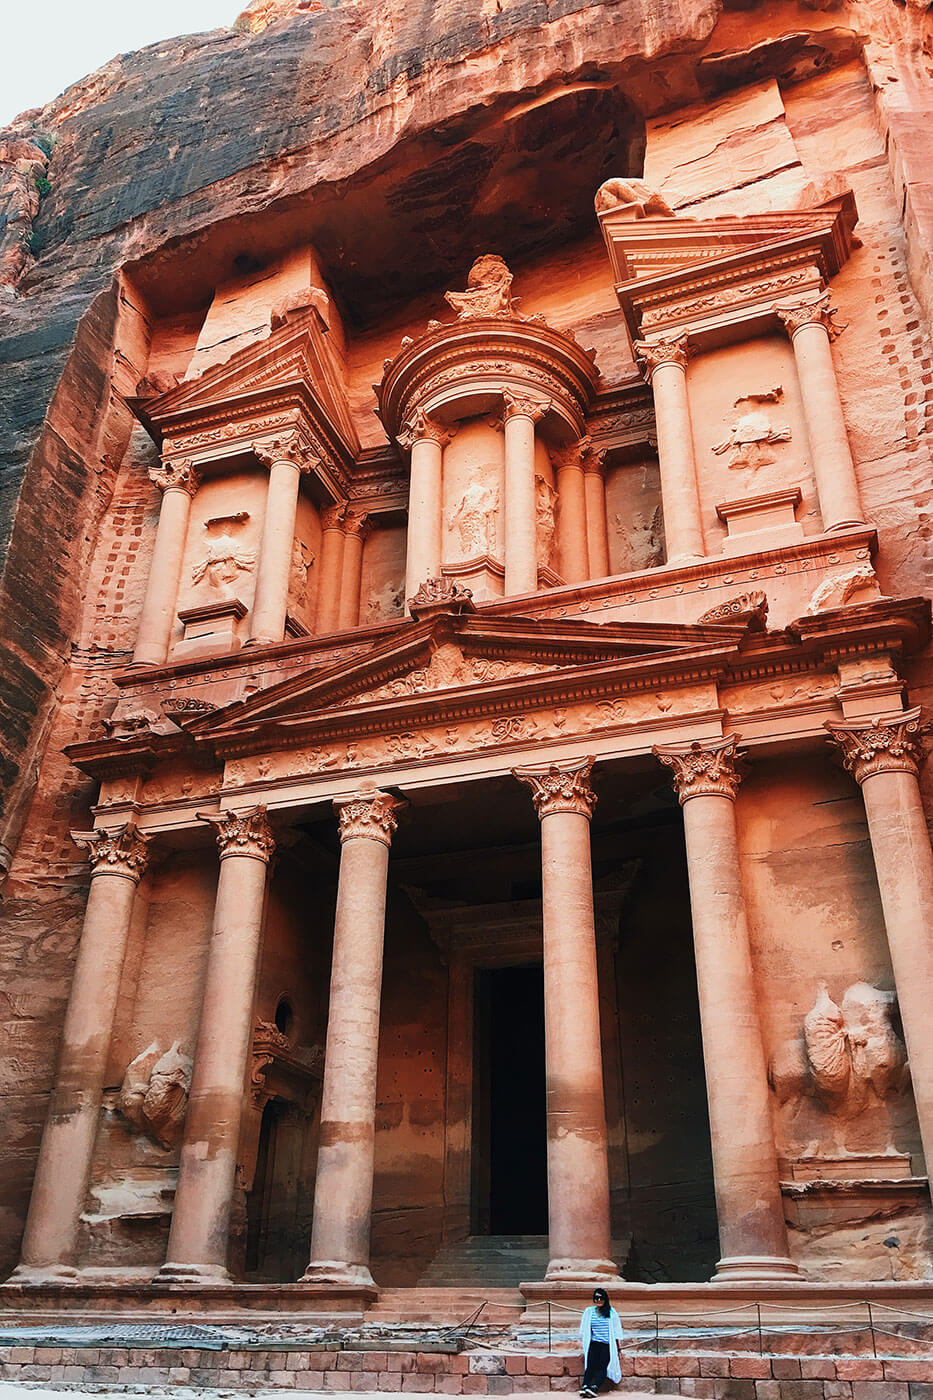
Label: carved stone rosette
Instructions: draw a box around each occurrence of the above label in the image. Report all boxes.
[71,822,150,882]
[653,735,742,804]
[513,756,597,821]
[775,292,842,341]
[149,458,201,496]
[396,409,453,452]
[335,791,404,846]
[633,333,690,378]
[252,434,314,473]
[199,806,276,862]
[825,707,926,783]
[503,390,550,423]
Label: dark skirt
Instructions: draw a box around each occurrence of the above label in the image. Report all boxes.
[583,1340,611,1392]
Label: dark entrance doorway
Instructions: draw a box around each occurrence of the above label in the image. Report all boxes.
[473,965,548,1234]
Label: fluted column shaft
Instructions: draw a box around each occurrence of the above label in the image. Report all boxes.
[778,298,864,532]
[826,710,933,1176]
[250,439,312,645]
[514,758,617,1281]
[14,825,149,1278]
[504,392,548,597]
[159,809,274,1281]
[398,411,450,614]
[304,791,403,1287]
[553,441,589,585]
[636,337,705,564]
[315,504,347,634]
[337,511,370,631]
[583,449,610,579]
[133,460,200,667]
[654,737,798,1282]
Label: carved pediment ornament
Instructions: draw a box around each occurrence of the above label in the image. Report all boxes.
[396,409,454,452]
[335,790,405,846]
[198,805,276,862]
[149,458,201,497]
[71,821,150,881]
[407,577,476,618]
[250,1019,325,1107]
[633,334,691,378]
[513,755,597,821]
[698,591,769,631]
[775,292,843,341]
[653,734,742,804]
[503,389,550,423]
[825,707,926,784]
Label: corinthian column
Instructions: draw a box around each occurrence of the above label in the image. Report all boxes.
[583,444,610,579]
[634,335,705,564]
[398,410,452,613]
[503,391,549,597]
[653,737,798,1282]
[249,436,313,645]
[776,296,865,532]
[513,757,617,1280]
[550,438,589,585]
[159,808,275,1282]
[133,459,201,667]
[826,709,933,1178]
[337,510,371,631]
[315,503,347,634]
[14,824,149,1278]
[304,790,404,1287]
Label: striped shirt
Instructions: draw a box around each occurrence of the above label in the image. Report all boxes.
[590,1311,611,1343]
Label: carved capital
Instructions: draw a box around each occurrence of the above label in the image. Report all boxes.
[149,458,201,496]
[550,435,590,474]
[253,434,314,473]
[513,756,597,821]
[397,409,453,452]
[653,735,742,804]
[582,438,607,475]
[342,508,372,540]
[72,822,149,882]
[321,502,348,531]
[503,390,550,424]
[634,334,690,378]
[199,806,276,862]
[775,292,842,341]
[826,707,926,783]
[335,791,405,846]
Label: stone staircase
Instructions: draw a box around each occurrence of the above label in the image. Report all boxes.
[417,1234,550,1288]
[365,1285,525,1326]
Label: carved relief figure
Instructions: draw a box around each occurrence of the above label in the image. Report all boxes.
[594,178,675,218]
[365,578,405,623]
[535,475,558,570]
[712,388,792,471]
[286,539,315,614]
[444,254,515,319]
[191,515,255,593]
[769,982,908,1121]
[613,507,664,572]
[450,481,499,557]
[118,1040,193,1148]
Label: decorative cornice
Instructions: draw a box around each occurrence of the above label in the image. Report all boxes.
[633,334,690,378]
[335,790,404,846]
[513,756,597,820]
[653,734,742,804]
[396,409,454,452]
[199,805,276,861]
[825,707,926,783]
[775,292,843,341]
[149,458,201,496]
[252,433,314,472]
[503,390,550,423]
[71,821,149,882]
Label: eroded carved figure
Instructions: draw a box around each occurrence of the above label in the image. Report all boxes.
[712,396,792,471]
[535,475,558,568]
[191,519,255,592]
[118,1041,193,1148]
[769,983,908,1119]
[450,481,499,557]
[444,254,516,319]
[365,577,405,622]
[287,539,315,613]
[594,178,675,217]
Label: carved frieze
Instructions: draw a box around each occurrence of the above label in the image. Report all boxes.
[71,822,150,881]
[826,707,926,783]
[513,755,597,820]
[653,734,742,803]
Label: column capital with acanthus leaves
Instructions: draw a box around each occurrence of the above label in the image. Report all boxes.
[503,390,550,424]
[633,333,691,378]
[198,806,276,862]
[774,291,843,342]
[335,790,406,846]
[71,821,150,882]
[513,756,597,820]
[252,433,315,473]
[825,707,927,784]
[653,734,743,804]
[149,458,201,497]
[396,409,454,452]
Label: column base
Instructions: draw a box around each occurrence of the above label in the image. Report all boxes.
[155,1262,233,1285]
[712,1255,802,1283]
[826,519,869,532]
[6,1263,80,1284]
[300,1260,376,1288]
[545,1257,620,1282]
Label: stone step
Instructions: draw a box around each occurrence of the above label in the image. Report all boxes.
[418,1237,551,1288]
[368,1285,525,1325]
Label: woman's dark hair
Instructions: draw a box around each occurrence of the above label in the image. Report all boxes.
[592,1289,610,1317]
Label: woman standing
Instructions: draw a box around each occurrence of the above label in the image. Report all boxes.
[579,1288,623,1396]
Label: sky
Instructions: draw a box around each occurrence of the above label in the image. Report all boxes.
[1,0,240,128]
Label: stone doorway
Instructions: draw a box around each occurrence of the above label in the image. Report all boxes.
[472,965,548,1237]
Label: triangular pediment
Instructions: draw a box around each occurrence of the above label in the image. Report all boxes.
[182,612,748,748]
